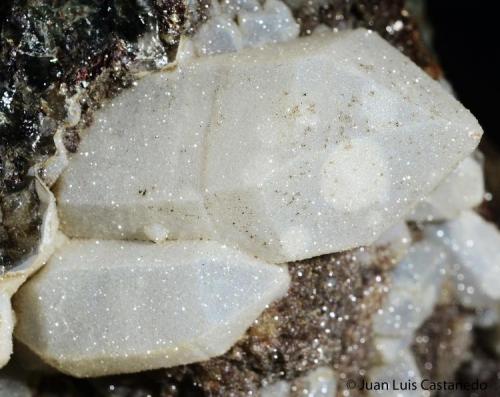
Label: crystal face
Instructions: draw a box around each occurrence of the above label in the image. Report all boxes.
[408,155,484,222]
[1,0,497,394]
[426,211,500,306]
[13,239,289,377]
[56,29,482,263]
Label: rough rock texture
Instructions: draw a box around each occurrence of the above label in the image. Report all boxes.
[482,140,500,225]
[455,331,500,397]
[173,253,385,396]
[1,178,59,367]
[291,367,337,397]
[286,0,440,78]
[412,302,474,383]
[260,366,337,397]
[0,182,41,271]
[56,29,481,263]
[13,239,289,377]
[0,0,194,270]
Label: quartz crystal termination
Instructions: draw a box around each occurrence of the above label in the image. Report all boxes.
[56,28,482,263]
[13,240,289,377]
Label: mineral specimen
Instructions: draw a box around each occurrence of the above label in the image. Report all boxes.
[237,0,300,47]
[0,178,59,367]
[0,0,492,395]
[13,239,289,377]
[408,155,484,222]
[373,240,448,363]
[412,303,475,384]
[425,210,500,308]
[56,28,482,263]
[191,0,300,56]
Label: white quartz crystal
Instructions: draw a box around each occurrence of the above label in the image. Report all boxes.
[56,29,482,263]
[425,211,500,307]
[192,0,299,56]
[13,240,289,377]
[373,240,448,358]
[192,15,244,56]
[238,0,300,47]
[408,155,484,222]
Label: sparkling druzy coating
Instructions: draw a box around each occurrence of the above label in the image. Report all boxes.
[13,239,289,377]
[56,29,482,263]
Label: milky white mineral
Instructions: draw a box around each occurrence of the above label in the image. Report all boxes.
[425,211,500,308]
[13,240,289,377]
[193,16,244,56]
[192,0,299,56]
[56,28,482,263]
[408,155,484,222]
[373,240,448,360]
[237,0,300,47]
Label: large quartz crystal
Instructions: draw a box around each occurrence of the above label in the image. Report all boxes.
[13,240,289,377]
[56,29,482,263]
